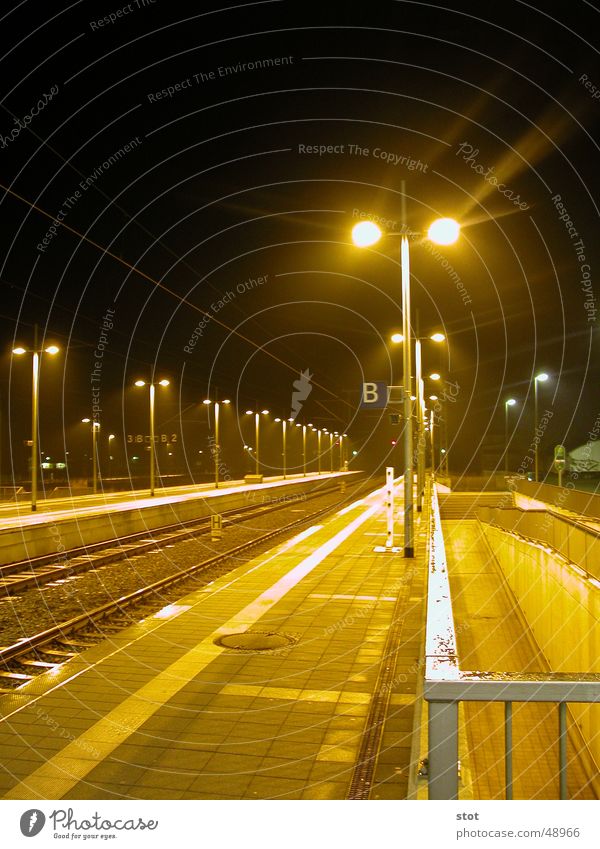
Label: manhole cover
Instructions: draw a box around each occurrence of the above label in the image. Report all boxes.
[215,631,295,652]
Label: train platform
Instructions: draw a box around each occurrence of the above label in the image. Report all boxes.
[0,472,348,529]
[0,480,428,800]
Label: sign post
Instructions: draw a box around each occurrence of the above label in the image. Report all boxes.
[211,514,223,541]
[554,444,566,488]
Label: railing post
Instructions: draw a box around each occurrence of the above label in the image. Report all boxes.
[505,701,513,800]
[558,702,568,800]
[428,700,459,799]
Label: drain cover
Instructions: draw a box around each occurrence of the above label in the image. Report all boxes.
[215,631,295,651]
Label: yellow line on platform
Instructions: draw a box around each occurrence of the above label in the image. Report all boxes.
[4,503,379,800]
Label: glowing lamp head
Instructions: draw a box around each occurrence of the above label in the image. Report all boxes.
[274,417,281,422]
[352,221,382,247]
[535,372,549,383]
[261,409,269,415]
[45,345,60,355]
[429,372,441,381]
[430,332,445,343]
[203,399,212,405]
[245,410,253,416]
[222,399,231,405]
[506,398,517,407]
[390,332,404,344]
[81,418,91,423]
[134,380,146,387]
[428,218,460,245]
[158,379,170,387]
[12,347,26,355]
[429,395,438,401]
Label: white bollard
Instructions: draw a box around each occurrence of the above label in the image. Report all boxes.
[386,466,394,548]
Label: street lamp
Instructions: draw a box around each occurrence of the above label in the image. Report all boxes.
[134,378,169,496]
[311,427,324,474]
[504,399,517,474]
[81,418,101,493]
[12,327,60,511]
[245,409,269,476]
[274,417,293,479]
[326,430,334,472]
[534,373,549,482]
[203,398,231,488]
[354,215,459,556]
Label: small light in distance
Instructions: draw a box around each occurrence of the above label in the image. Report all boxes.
[429,395,438,401]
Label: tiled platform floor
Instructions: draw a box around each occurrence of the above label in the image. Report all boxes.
[0,484,427,800]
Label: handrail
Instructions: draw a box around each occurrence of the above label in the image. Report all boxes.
[424,487,600,800]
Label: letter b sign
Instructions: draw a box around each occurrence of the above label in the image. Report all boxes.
[360,382,387,409]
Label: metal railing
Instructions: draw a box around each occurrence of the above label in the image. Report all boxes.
[424,485,600,800]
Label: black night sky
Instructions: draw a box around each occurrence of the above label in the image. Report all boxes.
[1,0,599,485]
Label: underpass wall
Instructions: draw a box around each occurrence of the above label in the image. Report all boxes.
[481,523,600,790]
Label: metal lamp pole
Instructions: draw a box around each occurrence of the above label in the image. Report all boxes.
[401,235,414,556]
[415,337,423,514]
[275,418,288,479]
[505,399,516,474]
[135,379,169,496]
[534,374,548,482]
[302,424,307,476]
[82,418,100,493]
[255,412,260,475]
[12,326,60,511]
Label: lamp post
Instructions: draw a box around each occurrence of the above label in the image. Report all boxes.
[504,399,517,474]
[81,418,100,493]
[134,378,169,496]
[12,327,60,511]
[245,409,269,476]
[274,417,291,479]
[315,427,322,474]
[533,373,549,482]
[203,398,230,488]
[353,215,459,557]
[391,331,444,512]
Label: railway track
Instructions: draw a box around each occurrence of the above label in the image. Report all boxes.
[0,481,350,596]
[0,477,371,691]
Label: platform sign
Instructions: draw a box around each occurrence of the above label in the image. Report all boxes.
[211,513,223,541]
[554,444,566,487]
[360,381,388,408]
[554,444,566,470]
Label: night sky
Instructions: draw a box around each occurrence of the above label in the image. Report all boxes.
[1,0,599,484]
